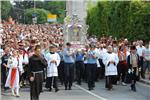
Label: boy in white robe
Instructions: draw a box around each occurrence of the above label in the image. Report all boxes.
[103,46,119,90]
[45,45,60,92]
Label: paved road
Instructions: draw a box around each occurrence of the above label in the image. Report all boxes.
[1,80,150,100]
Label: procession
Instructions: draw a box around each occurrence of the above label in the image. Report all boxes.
[1,23,150,99]
[1,0,150,100]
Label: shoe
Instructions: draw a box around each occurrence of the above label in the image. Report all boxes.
[4,87,9,91]
[131,84,133,90]
[40,90,44,93]
[108,85,113,91]
[132,85,136,92]
[68,87,72,90]
[16,94,20,97]
[117,81,120,85]
[108,88,112,91]
[77,82,81,85]
[49,88,52,92]
[88,88,92,91]
[133,87,136,92]
[55,89,59,92]
[88,87,93,91]
[141,75,145,79]
[122,82,127,86]
[131,84,136,92]
[65,87,68,90]
[11,89,16,96]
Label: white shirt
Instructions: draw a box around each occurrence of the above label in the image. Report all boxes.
[136,45,145,57]
[142,48,150,61]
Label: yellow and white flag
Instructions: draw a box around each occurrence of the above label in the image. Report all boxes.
[47,14,57,22]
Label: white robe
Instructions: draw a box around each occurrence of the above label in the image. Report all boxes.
[18,54,29,74]
[103,52,119,76]
[18,55,24,73]
[23,53,29,64]
[94,48,101,67]
[5,57,21,88]
[45,52,60,77]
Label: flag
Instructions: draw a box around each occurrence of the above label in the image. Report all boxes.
[47,14,57,22]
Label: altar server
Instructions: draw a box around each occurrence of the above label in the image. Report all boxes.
[45,45,60,92]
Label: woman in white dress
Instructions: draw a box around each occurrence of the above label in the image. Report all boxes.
[5,50,22,97]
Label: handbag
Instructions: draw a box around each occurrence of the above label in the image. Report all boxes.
[125,72,132,84]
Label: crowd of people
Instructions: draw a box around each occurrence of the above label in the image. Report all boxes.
[0,23,150,100]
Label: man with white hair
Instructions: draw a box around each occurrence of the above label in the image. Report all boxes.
[103,46,119,90]
[136,40,145,78]
[142,43,150,80]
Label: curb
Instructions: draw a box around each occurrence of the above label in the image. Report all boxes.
[139,79,150,85]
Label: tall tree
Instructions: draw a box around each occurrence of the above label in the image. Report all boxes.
[86,1,150,41]
[1,1,12,20]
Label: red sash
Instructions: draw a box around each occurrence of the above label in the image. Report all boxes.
[10,68,17,87]
[10,57,19,88]
[118,49,127,64]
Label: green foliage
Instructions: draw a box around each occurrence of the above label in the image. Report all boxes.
[86,1,150,41]
[1,1,12,20]
[1,1,66,23]
[14,1,66,23]
[43,1,66,23]
[24,8,50,24]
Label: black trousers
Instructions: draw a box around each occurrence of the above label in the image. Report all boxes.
[117,61,128,82]
[75,61,85,84]
[45,77,58,90]
[64,63,75,88]
[83,63,88,82]
[58,61,64,84]
[20,65,29,84]
[30,73,43,100]
[105,75,117,89]
[139,57,144,78]
[86,64,97,89]
[99,59,105,79]
[1,66,7,87]
[131,67,138,84]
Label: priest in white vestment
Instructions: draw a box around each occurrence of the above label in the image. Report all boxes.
[103,46,119,90]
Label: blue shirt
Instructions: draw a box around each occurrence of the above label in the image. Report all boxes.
[58,51,64,61]
[76,52,84,61]
[63,48,75,63]
[86,50,97,64]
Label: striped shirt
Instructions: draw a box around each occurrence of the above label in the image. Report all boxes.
[142,48,150,61]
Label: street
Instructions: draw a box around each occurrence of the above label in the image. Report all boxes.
[1,80,150,100]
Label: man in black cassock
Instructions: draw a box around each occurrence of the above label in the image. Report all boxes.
[29,45,47,100]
